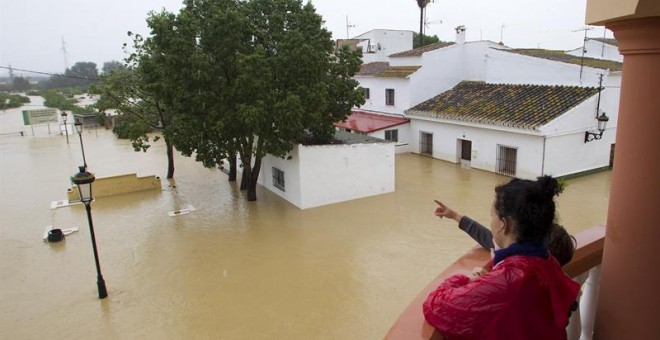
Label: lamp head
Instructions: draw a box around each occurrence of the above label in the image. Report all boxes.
[72,166,95,203]
[74,119,83,134]
[596,112,609,132]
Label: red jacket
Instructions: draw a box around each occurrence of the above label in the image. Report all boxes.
[423,255,580,340]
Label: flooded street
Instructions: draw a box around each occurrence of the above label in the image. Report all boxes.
[0,98,611,339]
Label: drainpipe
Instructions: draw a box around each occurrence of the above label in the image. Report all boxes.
[541,136,547,175]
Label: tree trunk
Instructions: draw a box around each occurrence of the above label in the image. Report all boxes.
[240,163,249,190]
[228,153,237,182]
[247,157,262,202]
[166,140,175,179]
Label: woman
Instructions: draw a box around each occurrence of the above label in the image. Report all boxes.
[432,200,576,266]
[423,176,580,339]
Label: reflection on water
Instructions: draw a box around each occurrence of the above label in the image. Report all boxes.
[0,101,610,339]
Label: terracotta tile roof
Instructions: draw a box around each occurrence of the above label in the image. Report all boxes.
[357,62,421,78]
[335,110,410,133]
[357,62,390,76]
[389,41,455,57]
[406,81,600,130]
[376,66,421,78]
[507,48,623,71]
[590,38,618,47]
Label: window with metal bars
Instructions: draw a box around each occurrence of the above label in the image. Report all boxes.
[272,167,285,191]
[420,132,433,156]
[496,145,517,177]
[385,89,395,106]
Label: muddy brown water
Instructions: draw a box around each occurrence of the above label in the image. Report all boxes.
[0,97,610,339]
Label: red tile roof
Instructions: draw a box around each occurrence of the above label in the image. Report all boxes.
[335,110,410,133]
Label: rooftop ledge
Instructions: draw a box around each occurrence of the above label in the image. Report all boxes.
[384,225,606,339]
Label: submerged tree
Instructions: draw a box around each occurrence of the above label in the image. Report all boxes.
[145,0,364,201]
[91,29,181,179]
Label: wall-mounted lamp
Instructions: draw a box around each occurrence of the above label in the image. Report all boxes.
[584,112,610,143]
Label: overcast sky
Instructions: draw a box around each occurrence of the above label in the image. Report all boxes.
[0,0,613,77]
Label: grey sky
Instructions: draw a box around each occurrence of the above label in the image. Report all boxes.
[1,0,612,78]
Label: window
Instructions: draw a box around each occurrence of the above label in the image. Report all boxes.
[272,167,285,191]
[384,129,398,142]
[385,89,395,106]
[420,132,433,156]
[364,88,370,99]
[496,145,517,177]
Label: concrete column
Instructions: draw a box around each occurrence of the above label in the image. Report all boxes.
[595,17,660,339]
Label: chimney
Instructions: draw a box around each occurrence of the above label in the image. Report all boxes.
[455,25,466,44]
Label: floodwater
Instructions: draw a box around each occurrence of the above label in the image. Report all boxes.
[0,97,611,339]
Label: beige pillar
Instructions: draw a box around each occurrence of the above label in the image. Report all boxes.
[595,17,660,338]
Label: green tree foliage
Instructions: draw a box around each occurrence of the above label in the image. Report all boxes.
[91,36,178,179]
[414,1,432,47]
[42,62,99,90]
[41,90,84,113]
[0,93,30,110]
[102,61,125,74]
[412,32,440,48]
[11,76,31,92]
[153,0,364,201]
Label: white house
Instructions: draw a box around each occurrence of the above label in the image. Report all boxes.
[345,29,414,64]
[257,131,395,209]
[343,26,623,177]
[567,38,623,62]
[405,79,620,179]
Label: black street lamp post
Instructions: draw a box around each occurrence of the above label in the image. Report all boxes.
[61,111,69,144]
[72,166,108,299]
[74,119,87,168]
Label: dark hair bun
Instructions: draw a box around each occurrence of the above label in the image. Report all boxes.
[537,175,562,198]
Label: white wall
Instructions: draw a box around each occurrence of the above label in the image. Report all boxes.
[566,40,623,62]
[407,45,465,106]
[408,117,545,179]
[356,77,410,115]
[540,75,620,176]
[354,30,413,64]
[368,124,412,153]
[259,147,303,207]
[259,142,395,209]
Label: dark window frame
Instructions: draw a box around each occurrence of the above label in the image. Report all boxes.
[385,88,395,106]
[496,145,517,177]
[272,167,285,191]
[384,129,398,142]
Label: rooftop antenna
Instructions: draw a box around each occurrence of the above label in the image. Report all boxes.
[424,17,442,36]
[572,27,594,81]
[345,15,355,39]
[61,37,69,70]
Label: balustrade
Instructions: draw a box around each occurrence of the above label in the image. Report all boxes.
[384,225,605,340]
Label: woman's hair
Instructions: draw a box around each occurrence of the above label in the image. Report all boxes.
[494,175,563,243]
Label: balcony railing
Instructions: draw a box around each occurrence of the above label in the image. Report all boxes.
[384,225,606,340]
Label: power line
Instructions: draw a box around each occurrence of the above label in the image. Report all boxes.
[0,66,99,81]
